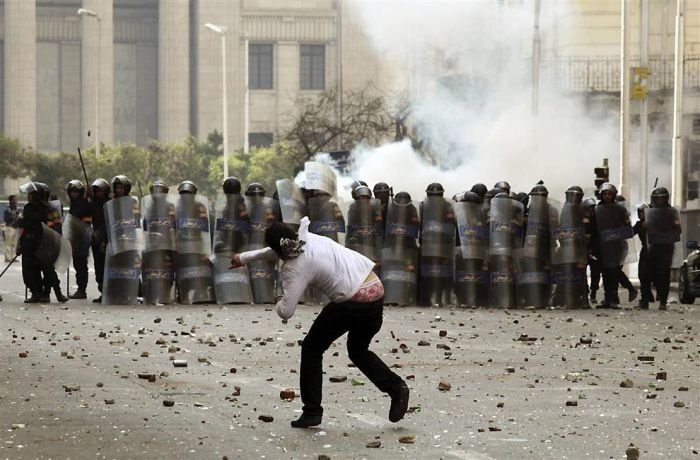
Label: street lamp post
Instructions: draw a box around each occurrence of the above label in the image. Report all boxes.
[78,8,101,157]
[205,23,230,178]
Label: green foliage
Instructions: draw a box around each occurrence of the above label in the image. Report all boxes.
[2,132,304,202]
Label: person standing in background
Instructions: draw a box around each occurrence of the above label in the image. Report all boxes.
[4,195,21,262]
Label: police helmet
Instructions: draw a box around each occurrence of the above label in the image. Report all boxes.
[529,184,548,197]
[426,182,445,197]
[373,182,391,194]
[650,187,670,207]
[354,186,372,199]
[223,176,242,194]
[245,182,266,197]
[111,175,132,195]
[177,180,197,195]
[66,179,86,196]
[150,180,169,195]
[599,182,617,196]
[470,183,488,197]
[394,191,412,205]
[92,178,111,194]
[494,181,511,194]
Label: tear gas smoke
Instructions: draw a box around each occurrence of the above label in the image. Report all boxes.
[345,0,623,203]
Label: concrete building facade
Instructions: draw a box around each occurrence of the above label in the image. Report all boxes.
[1,0,699,200]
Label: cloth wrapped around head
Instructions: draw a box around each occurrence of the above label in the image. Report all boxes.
[265,221,306,260]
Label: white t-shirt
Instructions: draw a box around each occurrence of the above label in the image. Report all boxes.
[239,217,376,319]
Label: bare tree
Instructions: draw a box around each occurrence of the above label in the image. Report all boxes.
[279,84,397,163]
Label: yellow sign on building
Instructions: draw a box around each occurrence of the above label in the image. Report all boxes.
[632,67,649,100]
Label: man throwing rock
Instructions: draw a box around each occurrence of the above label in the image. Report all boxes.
[231,216,409,428]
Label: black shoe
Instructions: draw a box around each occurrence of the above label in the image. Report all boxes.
[636,300,649,310]
[24,295,42,304]
[389,382,410,423]
[628,288,638,302]
[55,291,68,303]
[659,302,668,311]
[39,295,50,303]
[597,301,620,309]
[290,413,322,428]
[92,296,102,304]
[68,291,87,300]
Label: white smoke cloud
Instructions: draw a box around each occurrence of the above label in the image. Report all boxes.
[346,0,621,203]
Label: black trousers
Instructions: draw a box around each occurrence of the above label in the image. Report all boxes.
[21,250,43,297]
[648,245,673,303]
[618,268,634,291]
[299,298,403,417]
[638,249,654,302]
[602,266,620,303]
[73,253,89,292]
[91,240,105,293]
[41,265,60,295]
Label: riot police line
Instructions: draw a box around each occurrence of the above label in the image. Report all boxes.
[10,163,681,309]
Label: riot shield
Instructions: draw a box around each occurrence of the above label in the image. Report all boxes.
[488,197,523,308]
[419,197,455,306]
[645,207,681,245]
[104,196,143,255]
[453,201,488,260]
[645,207,681,270]
[515,196,555,307]
[276,179,307,226]
[211,254,253,304]
[381,201,419,305]
[102,245,141,305]
[176,194,211,255]
[142,250,176,304]
[142,193,177,252]
[244,196,279,303]
[175,253,215,304]
[551,203,587,265]
[213,193,250,255]
[420,197,456,258]
[346,199,382,262]
[595,203,633,268]
[550,202,588,308]
[308,195,346,242]
[63,213,93,259]
[489,197,523,257]
[304,162,337,197]
[35,223,72,273]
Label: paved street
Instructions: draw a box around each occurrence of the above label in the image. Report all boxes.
[0,263,698,459]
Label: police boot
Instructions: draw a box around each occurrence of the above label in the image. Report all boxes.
[68,290,87,300]
[628,288,638,302]
[54,287,68,303]
[636,300,649,309]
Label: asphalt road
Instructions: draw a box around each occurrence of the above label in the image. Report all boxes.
[0,262,698,460]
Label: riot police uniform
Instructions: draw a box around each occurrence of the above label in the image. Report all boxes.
[66,180,92,299]
[90,178,111,303]
[17,182,47,302]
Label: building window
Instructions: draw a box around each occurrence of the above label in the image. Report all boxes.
[249,43,273,90]
[300,44,325,90]
[249,132,274,149]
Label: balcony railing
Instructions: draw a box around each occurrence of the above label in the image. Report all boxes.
[540,55,700,92]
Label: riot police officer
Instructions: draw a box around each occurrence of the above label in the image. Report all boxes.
[66,180,92,299]
[633,203,653,308]
[17,182,46,303]
[90,178,111,303]
[644,187,681,310]
[418,183,455,306]
[595,183,633,308]
[470,184,488,203]
[37,183,67,303]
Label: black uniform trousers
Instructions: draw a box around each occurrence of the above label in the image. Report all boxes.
[602,266,621,304]
[648,244,673,303]
[91,240,105,293]
[21,250,43,297]
[299,298,403,417]
[73,252,89,292]
[638,248,654,302]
